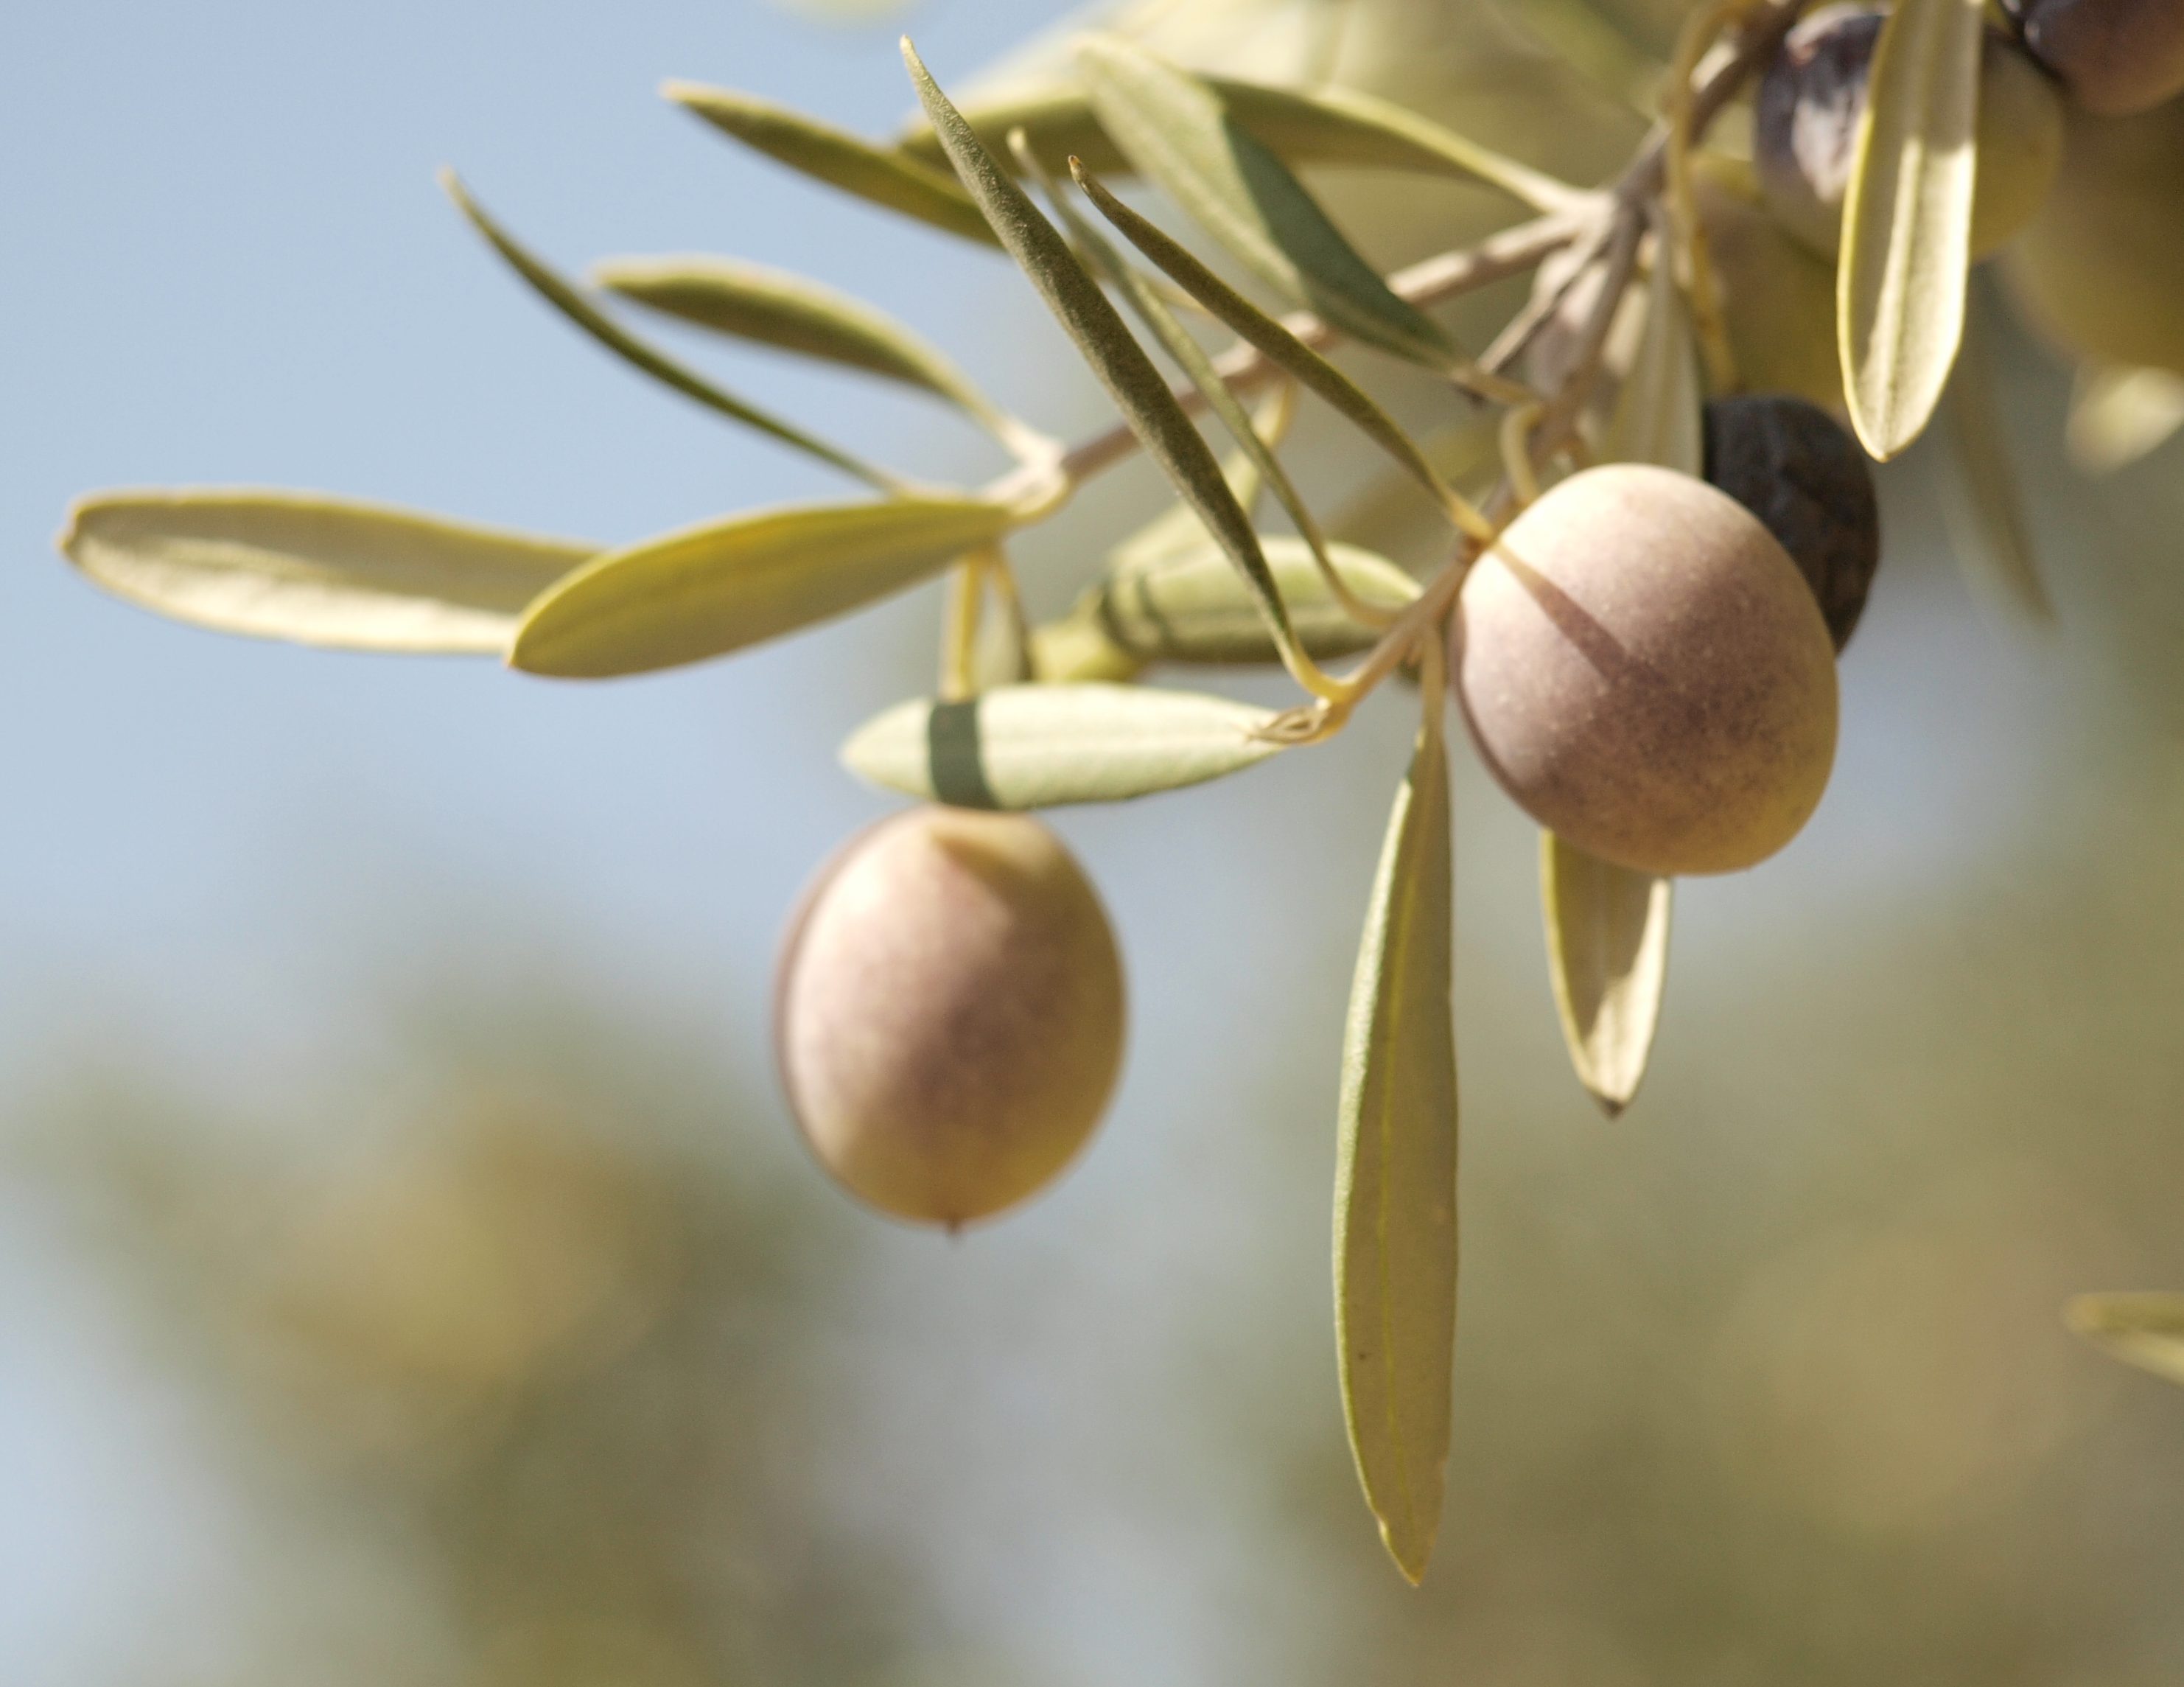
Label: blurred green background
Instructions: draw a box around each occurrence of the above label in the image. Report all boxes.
[4,1,2183,1682]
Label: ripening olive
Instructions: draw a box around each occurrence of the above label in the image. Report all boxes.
[1755,4,2063,260]
[774,806,1124,1229]
[1695,171,1847,417]
[1452,465,1839,877]
[2001,97,2184,374]
[1703,394,1880,652]
[2004,0,2184,116]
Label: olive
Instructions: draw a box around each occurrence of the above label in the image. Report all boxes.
[2005,0,2184,116]
[1695,171,1847,418]
[774,806,1125,1229]
[1703,394,1880,652]
[2002,97,2184,374]
[1756,4,2063,259]
[1452,465,1840,876]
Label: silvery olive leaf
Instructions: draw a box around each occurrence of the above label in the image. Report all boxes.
[841,682,1287,809]
[665,81,1000,246]
[1837,0,1984,459]
[1541,832,1672,1118]
[511,496,1015,679]
[2066,1293,2184,1388]
[60,490,594,654]
[442,173,901,492]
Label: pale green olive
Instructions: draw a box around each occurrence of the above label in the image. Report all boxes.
[775,806,1124,1228]
[1697,172,1848,418]
[1452,465,1840,877]
[1755,5,2064,260]
[2002,97,2184,374]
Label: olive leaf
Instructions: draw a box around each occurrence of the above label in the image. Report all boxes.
[841,681,1286,809]
[2067,364,2184,475]
[1073,35,1464,372]
[1541,833,1672,1118]
[1017,136,1368,637]
[441,173,900,493]
[510,495,1014,679]
[1602,226,1704,475]
[1334,663,1457,1587]
[60,489,593,654]
[1074,166,1481,534]
[1936,286,2051,622]
[1836,0,1984,460]
[1043,536,1420,678]
[664,81,1000,247]
[2066,1293,2184,1388]
[902,42,1309,682]
[897,73,1581,214]
[590,254,1012,431]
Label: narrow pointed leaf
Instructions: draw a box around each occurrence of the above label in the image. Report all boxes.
[903,42,1304,671]
[665,82,999,246]
[1836,0,1984,459]
[1074,167,1474,530]
[898,74,1580,212]
[511,496,1012,679]
[1541,834,1671,1117]
[1074,36,1461,371]
[60,489,592,654]
[591,254,1006,423]
[841,681,1284,808]
[1022,140,1356,641]
[2067,1293,2184,1387]
[1334,680,1457,1585]
[442,174,898,491]
[1098,537,1418,665]
[1603,234,1704,475]
[2068,365,2184,475]
[1936,289,2051,621]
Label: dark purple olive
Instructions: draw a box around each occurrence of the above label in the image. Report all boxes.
[2006,0,2184,115]
[1703,394,1880,653]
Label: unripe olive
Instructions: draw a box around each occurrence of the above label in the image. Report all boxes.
[1695,172,1847,417]
[1703,394,1880,652]
[2001,97,2184,374]
[1452,465,1839,877]
[1755,4,2063,260]
[2005,0,2184,116]
[774,806,1125,1229]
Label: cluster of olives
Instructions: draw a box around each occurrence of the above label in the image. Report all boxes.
[775,0,2184,1230]
[1708,0,2184,408]
[777,391,1879,1225]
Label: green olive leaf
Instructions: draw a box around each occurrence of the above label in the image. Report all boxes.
[59,489,593,654]
[510,495,1013,679]
[903,42,1307,677]
[1073,166,1474,531]
[1936,285,2051,623]
[2067,364,2184,475]
[664,81,1000,247]
[1095,536,1418,666]
[1837,0,1984,460]
[589,254,1010,430]
[1018,137,1366,651]
[1603,226,1704,475]
[1541,833,1671,1118]
[897,73,1580,213]
[1334,668,1457,1587]
[1073,36,1464,372]
[841,680,1286,809]
[441,173,900,493]
[2067,1294,2184,1387]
